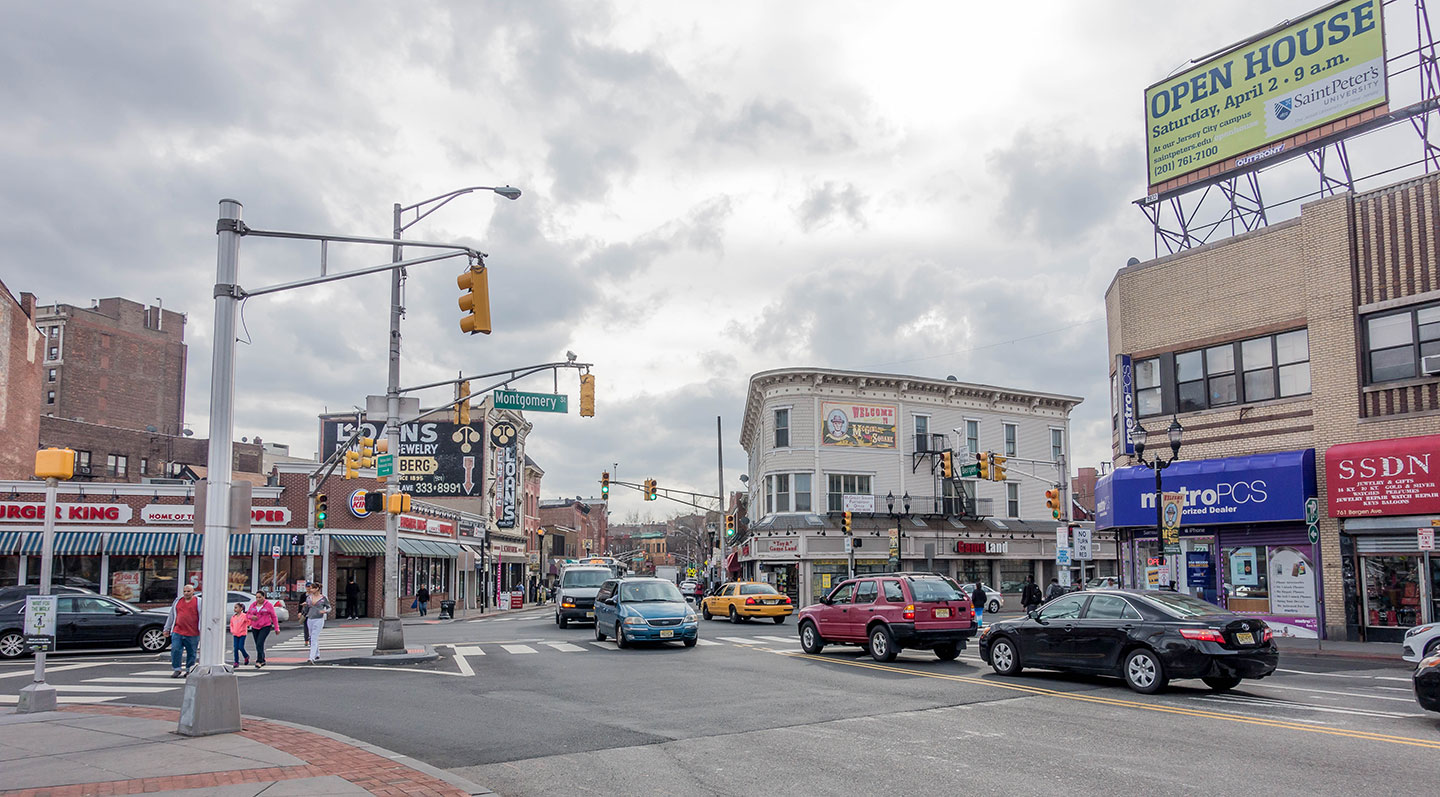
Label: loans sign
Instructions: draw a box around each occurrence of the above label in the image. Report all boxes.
[1145,0,1387,191]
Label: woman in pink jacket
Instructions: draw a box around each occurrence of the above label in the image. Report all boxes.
[246,590,278,668]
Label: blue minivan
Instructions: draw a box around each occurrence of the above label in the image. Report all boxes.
[593,577,699,648]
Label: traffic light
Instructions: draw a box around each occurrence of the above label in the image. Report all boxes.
[386,493,412,514]
[343,450,361,479]
[315,493,328,529]
[644,478,657,501]
[842,511,852,534]
[724,514,736,538]
[359,437,375,468]
[456,380,472,425]
[940,450,954,479]
[364,490,385,513]
[579,374,595,417]
[1045,487,1061,520]
[601,471,610,496]
[992,455,1008,481]
[457,264,492,335]
[977,451,991,481]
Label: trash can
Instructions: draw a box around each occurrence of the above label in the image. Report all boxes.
[439,600,456,620]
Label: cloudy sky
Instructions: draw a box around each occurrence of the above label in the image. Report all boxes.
[3,1,1425,521]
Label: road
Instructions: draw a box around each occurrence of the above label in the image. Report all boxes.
[2,608,1434,795]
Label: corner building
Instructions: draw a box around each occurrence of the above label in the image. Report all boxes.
[1103,171,1440,642]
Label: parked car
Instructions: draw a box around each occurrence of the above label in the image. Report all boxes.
[961,583,1003,614]
[555,566,611,628]
[796,573,976,662]
[0,594,170,659]
[593,577,699,648]
[1413,654,1440,712]
[202,591,289,623]
[679,580,704,603]
[702,582,794,623]
[978,589,1277,694]
[1087,577,1120,590]
[1402,622,1440,663]
[0,585,97,605]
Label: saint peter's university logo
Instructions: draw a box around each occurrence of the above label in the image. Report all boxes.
[1273,98,1293,121]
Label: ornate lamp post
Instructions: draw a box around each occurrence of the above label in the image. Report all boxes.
[1132,417,1184,573]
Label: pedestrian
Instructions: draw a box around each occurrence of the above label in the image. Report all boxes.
[1045,578,1066,601]
[246,589,278,668]
[345,577,360,619]
[163,583,201,678]
[304,584,331,664]
[1021,575,1044,613]
[970,582,988,627]
[230,603,251,667]
[299,589,310,645]
[416,584,430,617]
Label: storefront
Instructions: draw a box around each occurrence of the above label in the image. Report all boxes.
[492,536,527,602]
[1097,449,1321,638]
[1327,433,1440,643]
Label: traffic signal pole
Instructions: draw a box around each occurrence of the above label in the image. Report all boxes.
[375,203,407,655]
[717,415,725,589]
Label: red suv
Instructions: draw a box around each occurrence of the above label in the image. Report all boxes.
[796,573,975,662]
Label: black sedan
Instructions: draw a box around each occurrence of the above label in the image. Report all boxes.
[0,593,170,658]
[1414,654,1440,712]
[977,589,1277,694]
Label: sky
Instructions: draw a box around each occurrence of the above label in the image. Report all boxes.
[2,1,1427,522]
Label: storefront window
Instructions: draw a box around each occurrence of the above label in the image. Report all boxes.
[1221,543,1318,636]
[999,562,1032,591]
[108,556,180,604]
[402,555,453,597]
[0,556,18,588]
[258,555,307,604]
[1363,555,1422,628]
[53,556,101,592]
[958,561,988,585]
[1222,547,1268,612]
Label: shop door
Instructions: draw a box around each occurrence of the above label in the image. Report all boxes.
[775,565,799,605]
[338,562,369,618]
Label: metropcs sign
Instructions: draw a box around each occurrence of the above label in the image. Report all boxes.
[1096,449,1316,529]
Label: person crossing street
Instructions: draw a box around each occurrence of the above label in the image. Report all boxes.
[163,584,201,678]
[1021,575,1044,613]
[304,583,332,664]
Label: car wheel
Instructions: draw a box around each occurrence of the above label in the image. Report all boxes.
[1123,648,1168,694]
[1201,675,1242,691]
[799,621,825,654]
[0,631,26,659]
[702,605,712,620]
[1425,638,1440,658]
[729,606,741,624]
[595,622,607,642]
[989,637,1022,675]
[934,643,959,661]
[616,624,628,649]
[683,637,697,648]
[988,600,1000,614]
[558,615,568,629]
[138,626,168,653]
[772,616,786,625]
[869,625,898,662]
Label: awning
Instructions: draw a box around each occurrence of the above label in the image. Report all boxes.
[0,531,22,554]
[333,534,386,556]
[254,533,303,556]
[107,532,182,556]
[725,552,740,573]
[19,532,104,555]
[1095,448,1316,530]
[179,533,255,556]
[230,534,252,556]
[398,538,461,558]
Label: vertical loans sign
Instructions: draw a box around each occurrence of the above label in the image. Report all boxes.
[491,421,519,529]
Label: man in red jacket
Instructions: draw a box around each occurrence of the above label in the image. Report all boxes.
[164,583,201,678]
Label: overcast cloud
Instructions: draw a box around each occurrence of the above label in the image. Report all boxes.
[1,0,1388,521]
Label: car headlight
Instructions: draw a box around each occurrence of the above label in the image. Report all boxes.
[1422,654,1440,669]
[623,616,647,625]
[1406,624,1434,638]
[979,626,993,638]
[685,612,698,622]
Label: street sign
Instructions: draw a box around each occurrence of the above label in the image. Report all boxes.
[1074,527,1093,560]
[493,389,568,413]
[1420,528,1435,551]
[960,463,979,478]
[23,594,56,652]
[844,537,854,553]
[1056,526,1069,549]
[1307,524,1320,544]
[1056,547,1072,566]
[271,545,282,559]
[842,494,876,513]
[1304,497,1319,526]
[376,453,394,477]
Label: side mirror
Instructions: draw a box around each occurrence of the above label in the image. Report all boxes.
[820,595,832,605]
[114,608,128,616]
[1028,608,1041,622]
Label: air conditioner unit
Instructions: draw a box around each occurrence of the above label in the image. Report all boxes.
[74,465,91,476]
[1423,354,1440,376]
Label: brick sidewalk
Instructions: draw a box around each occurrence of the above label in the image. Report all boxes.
[1,705,477,797]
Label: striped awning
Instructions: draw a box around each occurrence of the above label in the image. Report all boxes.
[229,534,252,556]
[333,534,386,556]
[177,533,253,556]
[19,532,105,555]
[0,531,21,554]
[107,533,181,556]
[254,533,303,556]
[398,538,461,558]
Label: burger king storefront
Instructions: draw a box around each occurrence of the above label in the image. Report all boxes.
[1096,449,1322,638]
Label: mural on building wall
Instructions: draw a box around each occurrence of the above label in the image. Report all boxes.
[820,401,896,448]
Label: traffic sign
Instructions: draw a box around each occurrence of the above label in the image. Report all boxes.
[1056,547,1072,566]
[1420,528,1435,551]
[23,594,56,652]
[960,463,979,478]
[1307,524,1319,544]
[271,545,282,559]
[1074,527,1093,560]
[1304,497,1319,526]
[376,453,394,477]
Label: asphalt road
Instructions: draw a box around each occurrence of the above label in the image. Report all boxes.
[3,608,1435,796]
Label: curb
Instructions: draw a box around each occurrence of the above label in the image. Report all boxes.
[309,647,440,667]
[1279,650,1409,665]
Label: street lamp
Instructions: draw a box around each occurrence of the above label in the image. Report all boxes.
[1132,416,1184,571]
[375,185,520,657]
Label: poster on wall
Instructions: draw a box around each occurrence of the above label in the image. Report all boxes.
[1230,547,1259,586]
[111,571,141,602]
[820,401,897,448]
[1268,545,1317,617]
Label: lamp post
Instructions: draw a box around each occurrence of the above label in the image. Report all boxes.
[1132,417,1184,583]
[374,185,520,656]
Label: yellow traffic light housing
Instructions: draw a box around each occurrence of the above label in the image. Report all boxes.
[992,455,1008,482]
[842,511,852,534]
[601,471,610,496]
[315,493,328,529]
[35,447,76,480]
[457,265,492,335]
[977,451,991,481]
[1045,487,1061,520]
[643,478,657,501]
[359,437,375,469]
[724,514,736,538]
[940,450,954,479]
[457,380,472,426]
[343,450,361,479]
[386,493,412,514]
[579,374,596,417]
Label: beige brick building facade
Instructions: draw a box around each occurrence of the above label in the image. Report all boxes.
[1105,172,1440,642]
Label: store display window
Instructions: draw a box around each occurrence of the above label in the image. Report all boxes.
[1363,555,1422,629]
[108,556,180,604]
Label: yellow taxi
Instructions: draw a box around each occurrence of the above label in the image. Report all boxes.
[701,581,794,624]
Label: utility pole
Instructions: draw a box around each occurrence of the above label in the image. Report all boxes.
[716,415,725,587]
[374,203,407,656]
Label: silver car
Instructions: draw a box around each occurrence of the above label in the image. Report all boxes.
[962,583,1003,614]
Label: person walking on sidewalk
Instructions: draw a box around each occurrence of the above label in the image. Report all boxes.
[1021,575,1044,613]
[246,590,278,668]
[304,584,332,663]
[416,584,430,617]
[1045,578,1066,601]
[970,582,988,628]
[345,577,361,620]
[163,584,201,678]
[230,603,251,667]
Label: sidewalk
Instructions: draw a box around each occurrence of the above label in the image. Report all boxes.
[1275,636,1405,663]
[0,704,490,796]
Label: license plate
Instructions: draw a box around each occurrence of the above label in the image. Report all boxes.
[585,612,594,618]
[1236,632,1254,645]
[764,599,778,604]
[659,629,674,638]
[935,608,951,618]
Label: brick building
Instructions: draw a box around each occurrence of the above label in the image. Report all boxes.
[1103,171,1440,642]
[0,281,43,479]
[537,497,609,566]
[37,416,263,483]
[35,298,187,435]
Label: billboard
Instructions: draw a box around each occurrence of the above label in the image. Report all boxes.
[320,414,484,497]
[1145,0,1387,192]
[820,401,896,448]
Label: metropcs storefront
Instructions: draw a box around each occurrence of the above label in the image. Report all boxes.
[1097,449,1321,638]
[1327,433,1440,643]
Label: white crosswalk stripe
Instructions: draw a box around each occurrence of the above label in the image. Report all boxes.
[542,642,585,652]
[756,635,796,643]
[500,644,537,654]
[270,629,377,651]
[695,639,721,646]
[715,636,756,644]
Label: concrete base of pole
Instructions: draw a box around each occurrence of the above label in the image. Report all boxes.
[177,665,242,736]
[16,682,57,713]
[374,617,405,655]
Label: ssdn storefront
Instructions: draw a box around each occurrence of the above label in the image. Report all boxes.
[1097,449,1321,638]
[1327,433,1440,643]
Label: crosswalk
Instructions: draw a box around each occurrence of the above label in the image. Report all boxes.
[269,627,377,653]
[0,665,293,707]
[440,633,989,661]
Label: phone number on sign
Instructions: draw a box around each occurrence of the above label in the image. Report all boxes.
[402,481,466,496]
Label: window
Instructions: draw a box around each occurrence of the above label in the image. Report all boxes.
[47,346,58,361]
[826,474,872,512]
[881,580,904,602]
[793,473,812,512]
[765,473,811,514]
[1205,344,1237,406]
[74,450,91,470]
[1006,483,1019,518]
[46,391,55,404]
[828,582,856,603]
[107,454,128,478]
[1174,329,1311,412]
[1003,423,1017,456]
[139,458,148,475]
[1038,594,1086,620]
[773,408,790,448]
[853,581,878,604]
[1050,428,1063,463]
[1134,357,1162,416]
[1365,303,1440,383]
[47,368,56,383]
[1275,329,1311,397]
[47,326,58,339]
[914,414,929,451]
[965,420,979,455]
[1085,595,1140,620]
[1111,371,1120,431]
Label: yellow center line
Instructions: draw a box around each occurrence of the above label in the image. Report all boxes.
[777,651,1440,750]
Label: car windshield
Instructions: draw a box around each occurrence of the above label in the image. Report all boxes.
[1138,591,1221,617]
[740,584,779,595]
[562,570,610,589]
[619,581,684,602]
[909,578,963,602]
